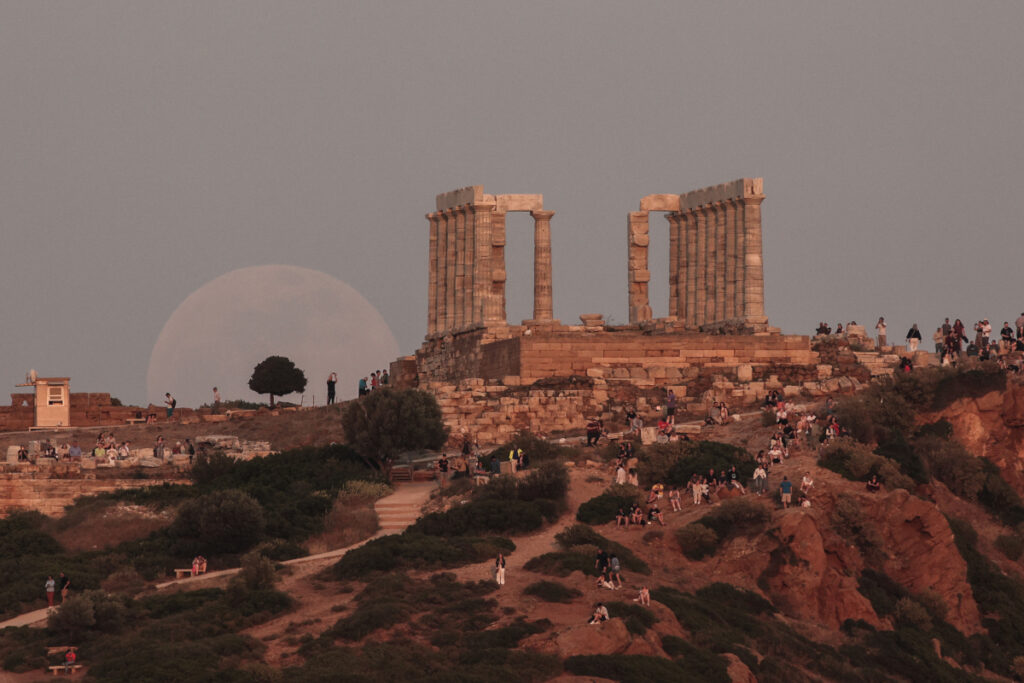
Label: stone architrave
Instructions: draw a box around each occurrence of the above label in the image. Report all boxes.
[667,213,681,318]
[427,212,439,335]
[531,210,555,321]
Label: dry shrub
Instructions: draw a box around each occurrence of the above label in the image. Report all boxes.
[100,567,147,596]
[48,503,173,552]
[306,496,379,554]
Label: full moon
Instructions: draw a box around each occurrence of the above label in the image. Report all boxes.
[146,265,400,408]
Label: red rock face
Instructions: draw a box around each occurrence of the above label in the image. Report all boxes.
[872,489,983,634]
[757,512,881,630]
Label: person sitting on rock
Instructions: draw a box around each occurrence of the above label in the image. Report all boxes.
[628,505,645,528]
[668,486,682,512]
[585,418,603,447]
[636,586,651,606]
[800,471,814,494]
[727,466,746,494]
[647,504,665,526]
[615,508,627,527]
[588,603,609,624]
[596,570,616,590]
[866,475,881,493]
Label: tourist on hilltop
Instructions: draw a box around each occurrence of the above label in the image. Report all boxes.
[118,441,131,460]
[689,474,702,505]
[164,393,176,419]
[636,586,651,606]
[866,474,881,493]
[495,553,506,586]
[898,356,914,373]
[875,317,887,349]
[595,548,610,575]
[933,327,945,356]
[437,453,449,488]
[212,387,221,414]
[800,471,814,495]
[358,376,368,396]
[668,485,682,511]
[665,389,677,425]
[614,462,627,486]
[381,369,389,386]
[953,319,967,346]
[588,603,609,624]
[585,417,603,447]
[752,463,767,496]
[58,572,70,602]
[906,324,922,353]
[608,553,623,588]
[370,372,379,391]
[45,575,55,607]
[508,445,523,473]
[942,318,952,338]
[815,322,831,336]
[326,372,337,405]
[727,465,746,494]
[1001,322,1015,354]
[154,435,166,460]
[779,476,793,509]
[68,441,82,460]
[615,508,627,527]
[835,323,843,336]
[1016,313,1024,340]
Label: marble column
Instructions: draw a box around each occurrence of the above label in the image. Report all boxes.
[470,203,493,326]
[732,198,745,317]
[667,213,681,318]
[531,210,555,321]
[723,200,736,320]
[444,210,456,332]
[427,212,439,335]
[685,208,697,326]
[742,196,766,321]
[490,211,507,324]
[464,206,476,326]
[694,207,707,326]
[453,206,467,329]
[627,211,651,323]
[714,201,727,321]
[677,212,690,323]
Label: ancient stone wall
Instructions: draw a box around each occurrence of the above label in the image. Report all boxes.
[0,467,189,516]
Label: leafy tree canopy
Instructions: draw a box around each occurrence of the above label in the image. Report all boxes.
[342,388,448,466]
[248,355,307,407]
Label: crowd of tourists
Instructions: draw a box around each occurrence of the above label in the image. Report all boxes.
[356,369,390,397]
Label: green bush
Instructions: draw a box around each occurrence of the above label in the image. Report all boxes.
[637,441,752,488]
[576,484,641,525]
[554,524,650,574]
[487,431,578,464]
[995,534,1024,561]
[695,498,771,539]
[606,602,657,635]
[522,551,594,577]
[676,524,718,560]
[170,489,266,554]
[523,580,582,603]
[831,495,885,564]
[565,654,728,683]
[342,480,393,499]
[919,435,1024,526]
[331,533,514,580]
[342,388,448,466]
[818,437,914,490]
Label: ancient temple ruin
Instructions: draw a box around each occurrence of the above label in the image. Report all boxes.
[628,178,766,327]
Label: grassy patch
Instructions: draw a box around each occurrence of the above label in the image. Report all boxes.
[576,484,641,525]
[554,524,650,574]
[330,533,514,580]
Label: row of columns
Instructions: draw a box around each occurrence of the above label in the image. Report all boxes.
[628,194,765,326]
[427,206,555,335]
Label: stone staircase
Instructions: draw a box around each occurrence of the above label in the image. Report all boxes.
[374,490,429,532]
[853,348,939,377]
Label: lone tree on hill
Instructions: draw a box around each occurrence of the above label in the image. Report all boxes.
[342,388,448,469]
[248,355,307,407]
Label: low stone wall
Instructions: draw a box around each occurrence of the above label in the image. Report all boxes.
[0,467,190,517]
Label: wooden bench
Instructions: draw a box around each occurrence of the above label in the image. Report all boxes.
[173,568,193,579]
[124,418,147,425]
[48,664,82,675]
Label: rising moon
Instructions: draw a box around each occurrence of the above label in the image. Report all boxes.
[146,265,400,408]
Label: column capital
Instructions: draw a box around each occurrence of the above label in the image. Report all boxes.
[530,209,555,220]
[426,212,440,223]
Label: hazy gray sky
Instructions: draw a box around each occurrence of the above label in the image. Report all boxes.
[2,2,1022,406]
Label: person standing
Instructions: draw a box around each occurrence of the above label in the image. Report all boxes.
[164,393,176,419]
[58,572,70,602]
[933,327,944,356]
[212,387,221,414]
[495,553,506,586]
[779,477,793,509]
[906,324,922,353]
[665,389,676,425]
[1016,313,1024,341]
[45,575,55,607]
[358,377,368,397]
[437,454,449,488]
[326,373,337,405]
[752,464,767,496]
[875,317,887,349]
[381,369,389,386]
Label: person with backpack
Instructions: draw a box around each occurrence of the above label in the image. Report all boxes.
[608,553,622,588]
[164,393,176,419]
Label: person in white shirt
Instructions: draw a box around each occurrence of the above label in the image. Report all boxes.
[875,317,887,349]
